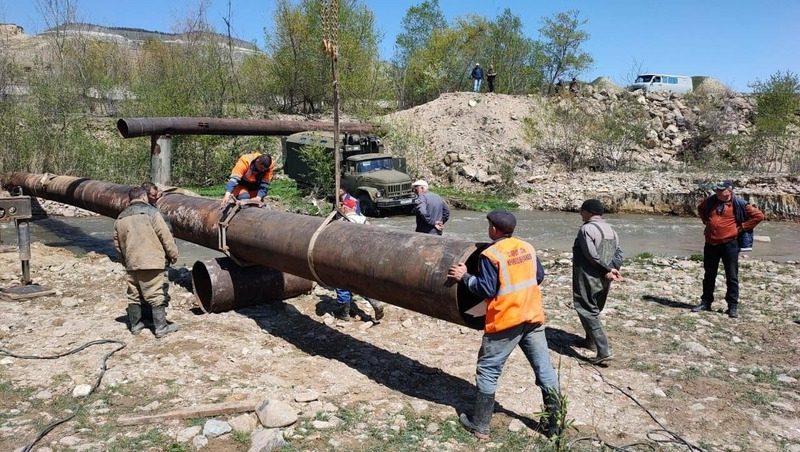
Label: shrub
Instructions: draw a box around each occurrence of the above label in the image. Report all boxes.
[588,99,648,170]
[298,142,334,198]
[748,71,800,172]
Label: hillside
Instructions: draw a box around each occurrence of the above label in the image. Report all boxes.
[1,22,259,70]
[384,91,799,220]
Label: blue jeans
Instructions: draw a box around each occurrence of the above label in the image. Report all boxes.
[335,288,351,304]
[473,79,482,92]
[475,323,559,396]
[702,241,739,306]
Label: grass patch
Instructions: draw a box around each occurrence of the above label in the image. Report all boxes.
[283,406,560,451]
[436,418,474,443]
[107,428,184,451]
[677,366,703,381]
[189,417,209,427]
[332,406,365,430]
[437,186,518,211]
[689,254,704,262]
[232,429,250,444]
[186,184,225,197]
[631,361,659,373]
[660,340,682,354]
[738,389,774,406]
[635,251,655,260]
[185,179,322,216]
[750,368,779,385]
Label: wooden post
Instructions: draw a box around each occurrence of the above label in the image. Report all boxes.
[150,134,172,185]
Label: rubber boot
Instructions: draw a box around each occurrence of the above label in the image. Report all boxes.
[726,304,738,318]
[542,389,562,438]
[127,304,146,335]
[366,298,385,321]
[691,300,712,312]
[459,392,494,440]
[589,326,613,365]
[334,302,351,321]
[575,316,596,351]
[152,305,179,338]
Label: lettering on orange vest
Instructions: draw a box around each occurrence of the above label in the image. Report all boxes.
[480,237,544,333]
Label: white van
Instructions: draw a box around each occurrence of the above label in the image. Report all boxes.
[630,74,693,94]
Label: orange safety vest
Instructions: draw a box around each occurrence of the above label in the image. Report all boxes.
[230,152,274,195]
[481,237,544,333]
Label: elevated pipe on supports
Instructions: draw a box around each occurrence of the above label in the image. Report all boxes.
[5,173,486,329]
[117,117,373,139]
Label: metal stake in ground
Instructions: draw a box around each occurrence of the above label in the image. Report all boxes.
[0,194,55,300]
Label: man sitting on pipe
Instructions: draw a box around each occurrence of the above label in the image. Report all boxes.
[448,209,562,439]
[220,153,274,207]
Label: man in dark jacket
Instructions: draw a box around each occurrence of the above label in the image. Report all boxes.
[572,199,623,365]
[486,65,497,93]
[693,180,764,318]
[114,187,180,338]
[471,64,484,93]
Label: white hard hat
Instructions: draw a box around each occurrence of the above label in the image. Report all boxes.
[412,180,428,189]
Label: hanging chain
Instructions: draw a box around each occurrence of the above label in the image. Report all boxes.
[321,0,339,59]
[321,0,342,209]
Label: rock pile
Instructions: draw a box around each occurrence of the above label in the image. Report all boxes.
[384,89,800,219]
[386,87,757,183]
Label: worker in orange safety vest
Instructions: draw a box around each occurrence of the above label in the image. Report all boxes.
[220,153,274,207]
[448,209,561,439]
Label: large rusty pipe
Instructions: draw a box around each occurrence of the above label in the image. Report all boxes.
[5,173,485,329]
[192,258,313,313]
[117,117,373,138]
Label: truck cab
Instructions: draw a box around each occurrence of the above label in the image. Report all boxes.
[283,131,415,216]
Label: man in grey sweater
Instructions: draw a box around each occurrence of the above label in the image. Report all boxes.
[412,179,450,235]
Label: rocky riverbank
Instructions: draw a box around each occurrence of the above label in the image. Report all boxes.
[515,171,800,220]
[1,243,798,451]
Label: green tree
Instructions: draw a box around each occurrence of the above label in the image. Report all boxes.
[394,8,548,106]
[299,142,335,198]
[749,71,800,172]
[485,9,546,94]
[539,10,593,93]
[751,71,800,134]
[0,40,25,174]
[393,0,446,107]
[266,0,388,115]
[394,0,446,65]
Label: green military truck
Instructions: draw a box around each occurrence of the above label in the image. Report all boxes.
[282,131,415,216]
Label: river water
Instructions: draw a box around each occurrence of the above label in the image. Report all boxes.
[1,210,799,265]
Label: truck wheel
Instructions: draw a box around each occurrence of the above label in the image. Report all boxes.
[358,194,379,217]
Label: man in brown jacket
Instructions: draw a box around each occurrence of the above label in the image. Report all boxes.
[114,187,180,338]
[693,180,764,318]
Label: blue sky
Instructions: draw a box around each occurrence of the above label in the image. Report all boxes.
[1,0,797,92]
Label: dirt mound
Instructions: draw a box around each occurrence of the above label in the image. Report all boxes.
[693,77,731,96]
[383,92,546,182]
[590,76,623,93]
